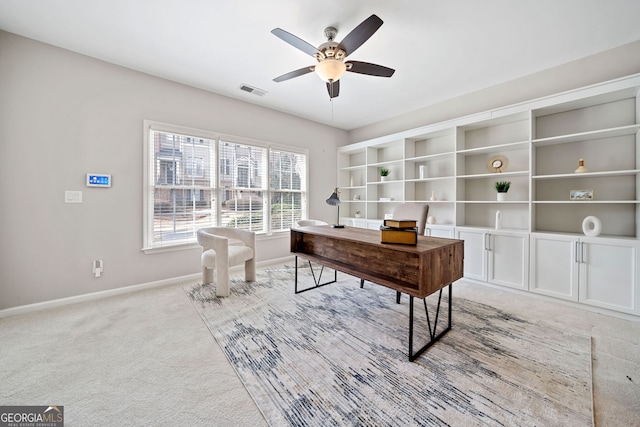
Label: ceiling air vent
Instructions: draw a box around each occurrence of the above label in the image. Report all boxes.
[239,84,267,97]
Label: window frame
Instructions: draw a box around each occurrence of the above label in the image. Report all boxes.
[142,120,308,253]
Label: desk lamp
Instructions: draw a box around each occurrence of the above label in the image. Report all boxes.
[325,188,344,228]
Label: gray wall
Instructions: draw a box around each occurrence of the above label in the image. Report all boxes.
[0,31,345,310]
[347,40,640,144]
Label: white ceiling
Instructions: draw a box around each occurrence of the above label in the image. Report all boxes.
[1,0,640,130]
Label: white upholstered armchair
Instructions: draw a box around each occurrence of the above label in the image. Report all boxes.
[197,227,256,297]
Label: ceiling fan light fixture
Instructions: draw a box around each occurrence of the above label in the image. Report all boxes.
[315,58,346,83]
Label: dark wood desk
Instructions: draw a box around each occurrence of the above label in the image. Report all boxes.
[290,226,464,360]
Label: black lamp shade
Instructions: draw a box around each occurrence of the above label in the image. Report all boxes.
[326,188,344,228]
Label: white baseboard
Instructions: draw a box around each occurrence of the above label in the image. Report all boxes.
[0,256,295,319]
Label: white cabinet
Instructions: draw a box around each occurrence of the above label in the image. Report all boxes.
[342,218,367,229]
[581,237,638,314]
[531,233,639,314]
[530,234,579,300]
[425,225,454,238]
[456,227,529,290]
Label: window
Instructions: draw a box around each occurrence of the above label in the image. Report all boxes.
[218,140,267,231]
[143,121,307,251]
[270,149,305,231]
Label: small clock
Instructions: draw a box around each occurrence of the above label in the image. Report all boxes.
[487,156,507,173]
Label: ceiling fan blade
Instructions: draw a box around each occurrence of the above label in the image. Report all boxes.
[326,80,340,98]
[271,28,319,57]
[346,61,395,77]
[273,66,314,82]
[337,14,383,57]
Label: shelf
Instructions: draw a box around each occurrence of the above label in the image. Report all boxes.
[458,200,529,204]
[368,180,402,185]
[411,200,454,204]
[456,140,529,156]
[531,230,640,241]
[458,171,529,179]
[532,169,640,180]
[406,176,455,182]
[456,225,529,233]
[532,124,640,147]
[405,152,455,163]
[339,165,366,171]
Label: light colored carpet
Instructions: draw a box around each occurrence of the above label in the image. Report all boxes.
[1,262,638,426]
[0,283,267,426]
[187,265,593,426]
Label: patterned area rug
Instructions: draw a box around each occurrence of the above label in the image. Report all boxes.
[185,264,593,426]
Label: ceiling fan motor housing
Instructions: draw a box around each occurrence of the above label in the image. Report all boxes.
[324,26,338,41]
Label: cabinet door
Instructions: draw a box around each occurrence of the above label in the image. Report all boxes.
[530,234,579,301]
[351,219,367,229]
[488,232,529,290]
[425,226,454,238]
[579,238,638,314]
[456,228,487,281]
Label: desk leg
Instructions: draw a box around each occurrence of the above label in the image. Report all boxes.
[408,284,452,362]
[294,256,338,294]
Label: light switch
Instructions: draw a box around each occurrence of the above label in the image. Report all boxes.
[65,190,83,203]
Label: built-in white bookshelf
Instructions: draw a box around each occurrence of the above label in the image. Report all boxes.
[337,73,640,316]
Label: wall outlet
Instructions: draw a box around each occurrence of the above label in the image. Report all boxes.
[92,259,103,278]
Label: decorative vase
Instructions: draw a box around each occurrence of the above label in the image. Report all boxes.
[582,216,602,236]
[355,213,361,218]
[497,192,507,202]
[380,176,387,182]
[430,191,436,201]
[419,165,426,179]
[574,159,589,173]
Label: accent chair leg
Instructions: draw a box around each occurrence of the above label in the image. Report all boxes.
[396,291,401,304]
[245,258,256,282]
[216,265,230,297]
[203,267,213,285]
[360,279,365,288]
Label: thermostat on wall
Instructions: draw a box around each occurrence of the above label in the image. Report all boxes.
[86,173,111,187]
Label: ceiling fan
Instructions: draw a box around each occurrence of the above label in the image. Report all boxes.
[271,14,395,99]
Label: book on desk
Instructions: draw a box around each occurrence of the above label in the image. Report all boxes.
[380,219,418,245]
[383,219,417,229]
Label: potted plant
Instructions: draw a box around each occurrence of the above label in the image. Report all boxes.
[354,210,361,218]
[494,181,511,201]
[379,168,390,182]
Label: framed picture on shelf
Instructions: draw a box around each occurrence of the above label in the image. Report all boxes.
[570,189,593,201]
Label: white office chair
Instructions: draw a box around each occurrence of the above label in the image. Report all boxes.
[197,227,256,297]
[391,203,429,235]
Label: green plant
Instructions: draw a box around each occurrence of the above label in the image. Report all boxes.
[379,168,390,177]
[494,181,511,193]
